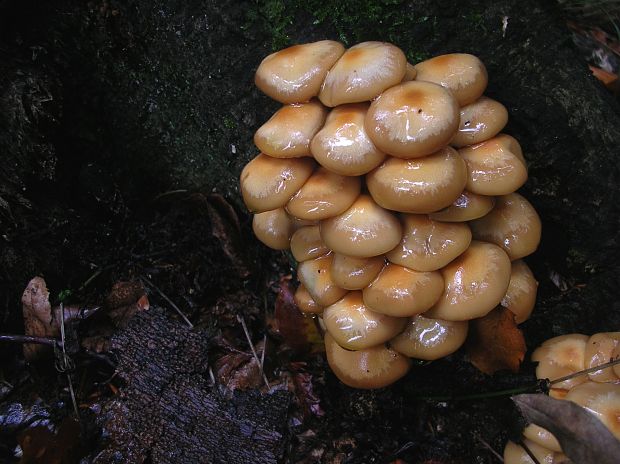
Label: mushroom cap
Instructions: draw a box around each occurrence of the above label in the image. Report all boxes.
[470,192,542,260]
[458,134,528,196]
[255,40,345,104]
[320,194,403,258]
[531,334,589,390]
[324,332,411,389]
[297,254,348,307]
[565,382,620,440]
[500,259,538,324]
[585,332,620,383]
[365,81,460,158]
[286,167,361,220]
[319,41,407,107]
[450,96,508,148]
[522,424,562,453]
[323,291,407,350]
[503,439,558,464]
[402,62,417,81]
[424,240,511,321]
[613,344,620,378]
[252,208,294,250]
[428,190,495,222]
[413,53,488,106]
[330,253,385,290]
[294,284,324,314]
[310,103,386,176]
[366,147,467,213]
[363,263,444,317]
[290,225,330,262]
[390,314,469,360]
[386,214,472,272]
[254,100,328,158]
[240,154,315,213]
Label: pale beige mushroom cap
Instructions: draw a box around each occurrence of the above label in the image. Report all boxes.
[503,439,560,464]
[255,40,345,104]
[424,240,511,321]
[254,100,328,158]
[585,332,620,383]
[501,259,538,324]
[297,254,348,307]
[324,332,411,389]
[402,63,417,81]
[290,225,330,262]
[386,214,472,272]
[294,284,324,314]
[390,314,468,360]
[330,253,385,290]
[319,41,407,107]
[310,103,386,176]
[428,190,495,222]
[522,424,562,453]
[365,81,460,158]
[531,334,589,390]
[565,382,620,440]
[252,208,294,250]
[414,53,488,106]
[451,96,508,148]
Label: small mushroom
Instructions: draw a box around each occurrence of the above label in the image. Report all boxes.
[310,103,386,176]
[414,53,488,106]
[450,96,508,148]
[390,314,469,360]
[564,382,620,440]
[323,291,407,350]
[252,208,295,250]
[470,192,542,260]
[324,332,411,389]
[386,214,472,272]
[294,284,324,314]
[290,225,330,262]
[363,263,444,317]
[402,62,417,81]
[428,190,495,222]
[503,439,559,464]
[366,146,467,213]
[584,332,620,383]
[297,253,348,307]
[255,40,345,104]
[424,241,511,321]
[365,81,460,158]
[500,259,539,324]
[531,334,589,390]
[254,100,328,157]
[330,253,385,290]
[286,167,361,220]
[319,41,407,107]
[240,154,315,212]
[522,424,562,453]
[320,194,402,258]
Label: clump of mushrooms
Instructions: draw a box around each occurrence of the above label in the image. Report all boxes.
[242,41,542,389]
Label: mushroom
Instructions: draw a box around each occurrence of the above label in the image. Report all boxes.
[363,263,444,317]
[252,208,295,250]
[310,103,386,176]
[413,53,488,106]
[522,424,562,453]
[319,41,407,107]
[564,382,620,440]
[503,439,559,464]
[424,240,512,321]
[500,259,539,324]
[324,332,411,389]
[458,134,528,196]
[390,314,469,360]
[584,332,620,383]
[469,192,542,260]
[297,253,348,307]
[320,194,403,258]
[254,100,328,157]
[531,334,589,390]
[402,62,417,81]
[294,284,324,314]
[330,253,385,290]
[255,40,345,104]
[290,225,330,262]
[240,153,315,212]
[366,146,467,213]
[428,190,495,222]
[286,167,361,220]
[450,96,508,148]
[365,81,460,158]
[323,291,407,350]
[385,214,472,272]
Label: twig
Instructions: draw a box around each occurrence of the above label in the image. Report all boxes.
[237,314,269,389]
[57,303,80,421]
[520,440,541,464]
[141,276,193,328]
[411,382,542,402]
[260,334,267,369]
[548,357,620,386]
[0,334,61,347]
[474,433,504,463]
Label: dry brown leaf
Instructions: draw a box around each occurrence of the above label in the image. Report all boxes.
[467,306,526,374]
[18,416,83,464]
[21,277,56,360]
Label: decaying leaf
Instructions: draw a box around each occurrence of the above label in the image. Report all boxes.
[215,340,265,391]
[513,393,620,464]
[467,306,526,375]
[22,277,57,360]
[289,362,324,419]
[18,416,84,464]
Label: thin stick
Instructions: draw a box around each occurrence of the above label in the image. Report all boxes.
[141,276,193,328]
[474,433,504,463]
[549,357,620,385]
[520,440,541,464]
[260,334,267,369]
[237,314,269,389]
[0,334,60,346]
[411,383,541,402]
[59,303,80,421]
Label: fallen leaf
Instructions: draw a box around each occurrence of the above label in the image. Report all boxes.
[289,362,324,418]
[21,277,56,360]
[467,306,526,374]
[18,416,84,464]
[513,393,620,464]
[214,340,265,391]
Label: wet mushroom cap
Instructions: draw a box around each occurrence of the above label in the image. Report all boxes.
[323,291,407,350]
[500,259,538,324]
[402,62,417,81]
[330,253,385,290]
[386,214,472,272]
[310,103,386,176]
[451,96,509,148]
[255,40,345,104]
[428,190,495,222]
[585,332,620,383]
[254,100,328,158]
[564,382,620,440]
[290,225,330,262]
[414,53,488,106]
[503,439,558,464]
[240,154,315,212]
[365,81,460,158]
[390,314,468,360]
[297,254,348,307]
[522,424,562,453]
[424,240,511,321]
[531,334,589,390]
[252,208,295,250]
[366,146,467,213]
[294,284,324,314]
[319,41,407,107]
[324,332,411,389]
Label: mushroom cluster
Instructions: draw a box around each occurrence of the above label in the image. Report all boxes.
[241,40,542,389]
[504,332,620,462]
